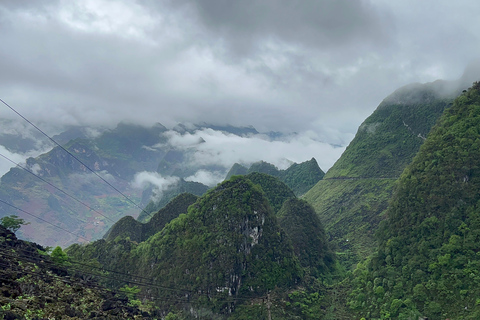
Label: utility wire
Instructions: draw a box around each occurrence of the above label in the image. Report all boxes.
[0,98,153,219]
[0,152,116,223]
[0,244,261,302]
[0,246,254,303]
[0,199,89,242]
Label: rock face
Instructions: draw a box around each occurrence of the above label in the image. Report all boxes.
[132,176,302,313]
[0,225,150,319]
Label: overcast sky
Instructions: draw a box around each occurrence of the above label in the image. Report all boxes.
[0,0,479,171]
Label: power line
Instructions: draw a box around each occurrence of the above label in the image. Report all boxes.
[0,97,154,219]
[0,198,90,242]
[0,246,256,304]
[0,152,116,223]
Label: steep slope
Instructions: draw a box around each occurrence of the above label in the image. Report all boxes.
[0,225,151,319]
[225,163,248,180]
[137,179,209,222]
[350,82,480,319]
[227,158,324,196]
[68,176,303,317]
[245,172,296,213]
[104,192,198,242]
[132,176,302,314]
[304,80,464,268]
[0,122,169,247]
[281,158,325,196]
[277,198,335,277]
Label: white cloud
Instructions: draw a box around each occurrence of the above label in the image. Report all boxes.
[131,171,180,203]
[185,169,224,187]
[0,146,25,176]
[163,128,345,172]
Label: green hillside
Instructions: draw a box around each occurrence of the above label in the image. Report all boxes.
[227,158,324,196]
[304,80,460,268]
[245,172,296,213]
[104,193,198,242]
[137,180,208,222]
[67,176,304,317]
[278,198,335,277]
[350,82,480,319]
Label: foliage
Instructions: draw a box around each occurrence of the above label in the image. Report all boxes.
[138,180,208,222]
[131,176,303,315]
[304,81,455,269]
[0,215,29,233]
[50,246,70,266]
[225,163,248,180]
[229,158,325,196]
[349,83,480,319]
[277,198,335,277]
[245,172,296,213]
[105,193,198,243]
[0,224,149,319]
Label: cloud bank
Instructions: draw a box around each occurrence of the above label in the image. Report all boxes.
[0,0,479,174]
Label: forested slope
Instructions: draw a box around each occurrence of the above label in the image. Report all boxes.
[350,82,480,319]
[304,80,462,268]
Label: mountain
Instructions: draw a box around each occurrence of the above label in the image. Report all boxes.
[349,82,480,319]
[226,158,325,196]
[225,163,248,179]
[0,122,169,247]
[304,79,468,269]
[137,179,209,222]
[244,172,296,213]
[278,198,335,277]
[104,192,198,242]
[67,176,304,317]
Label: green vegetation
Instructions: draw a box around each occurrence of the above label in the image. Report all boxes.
[138,180,208,222]
[278,199,335,277]
[0,224,150,319]
[227,158,324,196]
[225,163,248,180]
[0,215,29,233]
[105,192,198,242]
[349,82,480,319]
[304,81,457,269]
[245,172,296,213]
[132,176,303,314]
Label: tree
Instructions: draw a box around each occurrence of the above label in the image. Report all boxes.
[50,246,70,266]
[0,215,29,233]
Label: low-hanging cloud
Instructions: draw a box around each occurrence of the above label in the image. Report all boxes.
[184,169,225,187]
[131,171,180,203]
[163,128,346,172]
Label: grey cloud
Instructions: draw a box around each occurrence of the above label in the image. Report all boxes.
[154,0,389,57]
[1,0,479,169]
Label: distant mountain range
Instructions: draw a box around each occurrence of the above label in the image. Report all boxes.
[0,121,326,247]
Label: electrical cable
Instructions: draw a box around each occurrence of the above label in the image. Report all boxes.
[0,245,262,302]
[0,199,90,242]
[0,152,116,223]
[0,98,154,220]
[0,247,254,304]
